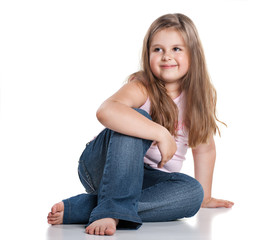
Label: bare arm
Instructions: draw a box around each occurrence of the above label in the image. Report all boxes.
[192,136,234,208]
[97,80,177,164]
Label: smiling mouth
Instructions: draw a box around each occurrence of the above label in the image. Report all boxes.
[160,65,177,69]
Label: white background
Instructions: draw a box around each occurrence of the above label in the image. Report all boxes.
[0,0,278,238]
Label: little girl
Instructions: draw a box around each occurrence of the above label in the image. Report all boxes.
[47,13,234,236]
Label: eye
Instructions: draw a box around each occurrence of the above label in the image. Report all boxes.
[153,47,162,52]
[173,47,181,52]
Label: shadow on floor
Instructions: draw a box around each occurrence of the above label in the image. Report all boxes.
[46,208,231,240]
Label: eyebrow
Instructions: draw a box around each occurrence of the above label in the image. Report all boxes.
[150,44,186,48]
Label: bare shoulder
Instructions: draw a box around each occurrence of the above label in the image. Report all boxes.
[106,79,148,108]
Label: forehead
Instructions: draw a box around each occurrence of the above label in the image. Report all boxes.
[150,28,186,46]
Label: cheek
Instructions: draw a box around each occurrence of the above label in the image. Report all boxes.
[149,55,159,74]
[178,55,190,73]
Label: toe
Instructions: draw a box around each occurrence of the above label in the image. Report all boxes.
[94,226,100,235]
[48,219,54,225]
[51,202,64,213]
[51,205,57,213]
[89,227,95,235]
[51,212,62,218]
[86,226,94,235]
[105,227,116,236]
[99,226,106,236]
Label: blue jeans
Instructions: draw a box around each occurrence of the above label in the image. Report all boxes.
[62,109,204,229]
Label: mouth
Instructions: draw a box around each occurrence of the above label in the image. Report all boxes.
[160,64,177,69]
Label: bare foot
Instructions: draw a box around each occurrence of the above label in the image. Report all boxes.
[85,218,119,235]
[47,201,64,225]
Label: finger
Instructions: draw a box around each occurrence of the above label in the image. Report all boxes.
[158,154,173,168]
[158,161,164,168]
[215,199,232,208]
[217,199,234,208]
[158,159,167,168]
[225,200,234,208]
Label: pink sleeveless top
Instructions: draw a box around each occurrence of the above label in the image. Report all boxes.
[140,93,189,172]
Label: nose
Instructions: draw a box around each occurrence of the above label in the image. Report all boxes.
[162,51,172,61]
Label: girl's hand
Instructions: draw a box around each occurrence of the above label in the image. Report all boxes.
[157,128,177,168]
[201,197,234,208]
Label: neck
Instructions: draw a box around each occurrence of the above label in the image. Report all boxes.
[165,82,181,99]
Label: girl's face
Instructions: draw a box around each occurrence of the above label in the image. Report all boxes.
[149,28,190,86]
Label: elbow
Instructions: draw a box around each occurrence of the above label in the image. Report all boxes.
[96,106,107,125]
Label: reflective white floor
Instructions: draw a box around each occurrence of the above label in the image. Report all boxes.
[44,203,277,240]
[1,1,279,239]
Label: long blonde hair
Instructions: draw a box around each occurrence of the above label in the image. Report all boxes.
[130,13,224,148]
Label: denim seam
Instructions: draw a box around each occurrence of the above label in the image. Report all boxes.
[80,160,95,192]
[68,200,71,223]
[97,130,114,200]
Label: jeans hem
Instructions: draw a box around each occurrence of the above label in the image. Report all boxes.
[62,199,71,224]
[88,212,142,229]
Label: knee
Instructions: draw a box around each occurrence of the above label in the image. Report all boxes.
[172,173,204,218]
[133,108,152,121]
[187,180,204,217]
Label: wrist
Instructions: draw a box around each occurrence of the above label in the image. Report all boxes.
[154,125,169,142]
